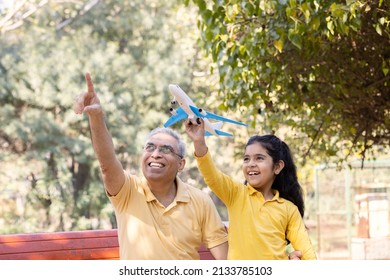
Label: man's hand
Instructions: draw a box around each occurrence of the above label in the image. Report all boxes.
[73,72,102,116]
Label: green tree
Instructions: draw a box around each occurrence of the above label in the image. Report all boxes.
[0,0,217,233]
[189,0,390,166]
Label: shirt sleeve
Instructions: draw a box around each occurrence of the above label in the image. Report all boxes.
[108,172,136,213]
[199,191,228,249]
[195,151,240,207]
[286,204,317,260]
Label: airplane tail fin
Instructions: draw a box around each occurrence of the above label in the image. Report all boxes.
[209,121,232,136]
[211,121,224,131]
[215,130,233,137]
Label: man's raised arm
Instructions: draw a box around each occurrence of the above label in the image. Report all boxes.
[74,72,125,196]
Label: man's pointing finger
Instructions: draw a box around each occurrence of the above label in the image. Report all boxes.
[85,72,95,98]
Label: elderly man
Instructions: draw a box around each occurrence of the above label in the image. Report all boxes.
[74,73,228,260]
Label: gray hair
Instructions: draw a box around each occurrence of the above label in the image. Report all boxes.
[146,127,186,158]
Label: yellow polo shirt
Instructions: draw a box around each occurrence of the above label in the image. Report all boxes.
[108,172,227,260]
[196,151,316,260]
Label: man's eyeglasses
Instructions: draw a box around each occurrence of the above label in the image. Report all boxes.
[144,143,183,159]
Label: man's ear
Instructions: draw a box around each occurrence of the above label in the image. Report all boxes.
[178,158,186,172]
[275,160,285,175]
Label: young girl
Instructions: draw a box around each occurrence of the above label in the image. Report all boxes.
[185,119,316,260]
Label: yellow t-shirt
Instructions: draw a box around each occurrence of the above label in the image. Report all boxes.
[108,172,227,259]
[196,151,316,260]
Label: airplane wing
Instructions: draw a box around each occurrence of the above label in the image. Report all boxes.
[189,105,247,127]
[163,107,188,127]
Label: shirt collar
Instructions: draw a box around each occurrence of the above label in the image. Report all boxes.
[141,176,190,203]
[247,185,283,202]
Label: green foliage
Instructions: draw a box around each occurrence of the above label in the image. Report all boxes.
[2,0,388,234]
[0,0,214,233]
[190,0,390,166]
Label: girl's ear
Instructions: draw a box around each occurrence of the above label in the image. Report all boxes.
[274,160,285,175]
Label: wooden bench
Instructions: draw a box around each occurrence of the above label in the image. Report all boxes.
[0,229,215,260]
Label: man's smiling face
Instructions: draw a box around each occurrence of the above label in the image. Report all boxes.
[141,132,185,184]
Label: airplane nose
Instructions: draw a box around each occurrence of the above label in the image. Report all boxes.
[168,84,177,91]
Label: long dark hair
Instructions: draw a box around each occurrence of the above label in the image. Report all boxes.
[245,135,305,218]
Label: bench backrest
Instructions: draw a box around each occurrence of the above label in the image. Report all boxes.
[0,229,215,260]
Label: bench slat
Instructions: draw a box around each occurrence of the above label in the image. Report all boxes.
[0,237,119,255]
[0,247,119,260]
[0,229,214,260]
[0,229,118,242]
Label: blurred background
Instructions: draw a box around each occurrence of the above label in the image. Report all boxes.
[0,0,389,259]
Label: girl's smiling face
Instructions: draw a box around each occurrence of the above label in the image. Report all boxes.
[242,142,283,191]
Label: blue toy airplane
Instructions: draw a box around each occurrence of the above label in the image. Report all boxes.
[163,84,247,136]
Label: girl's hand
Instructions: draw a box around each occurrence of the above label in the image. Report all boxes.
[184,118,208,157]
[184,118,205,142]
